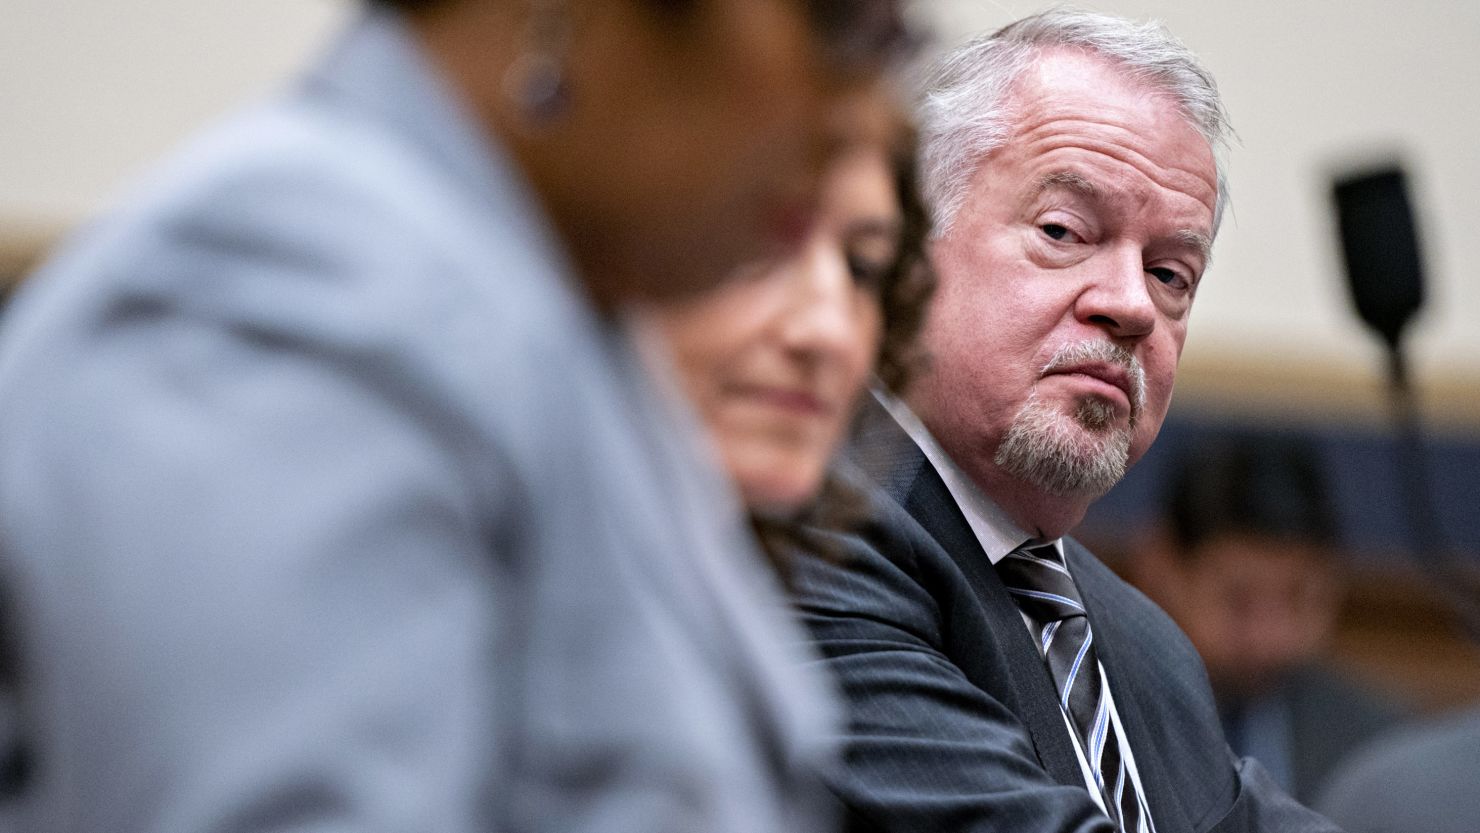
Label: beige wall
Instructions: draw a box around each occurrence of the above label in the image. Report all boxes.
[5,0,1478,393]
[0,0,346,222]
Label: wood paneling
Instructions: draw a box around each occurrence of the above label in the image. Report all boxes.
[1175,354,1480,433]
[1332,566,1480,713]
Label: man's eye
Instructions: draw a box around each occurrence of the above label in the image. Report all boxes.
[1148,267,1186,288]
[1041,223,1075,242]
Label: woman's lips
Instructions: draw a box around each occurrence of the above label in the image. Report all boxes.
[734,384,832,417]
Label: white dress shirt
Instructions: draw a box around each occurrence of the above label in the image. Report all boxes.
[878,391,1157,831]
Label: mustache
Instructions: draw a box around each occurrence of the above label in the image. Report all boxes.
[1041,341,1146,417]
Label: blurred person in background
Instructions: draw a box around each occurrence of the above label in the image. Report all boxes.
[1315,704,1480,833]
[653,123,934,573]
[1126,434,1409,804]
[0,1,915,831]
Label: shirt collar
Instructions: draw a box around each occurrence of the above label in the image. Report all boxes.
[873,388,1059,565]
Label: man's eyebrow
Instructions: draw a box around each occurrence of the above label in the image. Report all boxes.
[1031,172,1214,264]
[1175,228,1214,265]
[1033,170,1098,200]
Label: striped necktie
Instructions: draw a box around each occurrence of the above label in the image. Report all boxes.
[997,543,1148,832]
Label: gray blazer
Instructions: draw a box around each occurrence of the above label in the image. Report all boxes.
[791,397,1341,833]
[0,10,836,833]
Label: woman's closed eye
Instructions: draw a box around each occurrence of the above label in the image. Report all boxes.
[847,252,892,289]
[845,227,900,289]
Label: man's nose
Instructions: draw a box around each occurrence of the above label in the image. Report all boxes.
[1076,246,1157,340]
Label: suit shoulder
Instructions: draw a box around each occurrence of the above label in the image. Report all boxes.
[0,92,608,512]
[823,458,952,577]
[4,90,589,380]
[790,461,955,641]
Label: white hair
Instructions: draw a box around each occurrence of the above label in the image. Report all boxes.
[919,7,1233,237]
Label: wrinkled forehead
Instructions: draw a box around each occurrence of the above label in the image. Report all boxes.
[1005,60,1213,205]
[1003,49,1222,217]
[1004,50,1210,145]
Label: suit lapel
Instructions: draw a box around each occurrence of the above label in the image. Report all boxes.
[915,472,1086,790]
[852,398,1084,789]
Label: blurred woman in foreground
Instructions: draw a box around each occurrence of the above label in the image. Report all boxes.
[0,1,920,831]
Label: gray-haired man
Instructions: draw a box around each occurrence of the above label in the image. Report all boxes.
[793,10,1342,832]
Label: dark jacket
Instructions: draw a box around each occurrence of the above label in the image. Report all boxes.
[791,398,1343,833]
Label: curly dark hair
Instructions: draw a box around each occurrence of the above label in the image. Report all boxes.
[871,124,935,395]
[753,125,937,582]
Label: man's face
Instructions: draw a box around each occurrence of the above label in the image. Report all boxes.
[915,48,1218,508]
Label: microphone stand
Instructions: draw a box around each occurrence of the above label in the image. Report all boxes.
[1383,341,1480,646]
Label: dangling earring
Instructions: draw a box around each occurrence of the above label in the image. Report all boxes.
[502,0,572,128]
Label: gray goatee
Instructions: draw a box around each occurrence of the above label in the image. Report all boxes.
[994,341,1146,498]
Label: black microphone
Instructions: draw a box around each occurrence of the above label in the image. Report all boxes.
[1331,166,1426,353]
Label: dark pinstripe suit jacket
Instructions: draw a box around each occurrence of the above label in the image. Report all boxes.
[791,398,1342,833]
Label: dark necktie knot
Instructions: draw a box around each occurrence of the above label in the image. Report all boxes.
[996,543,1085,624]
